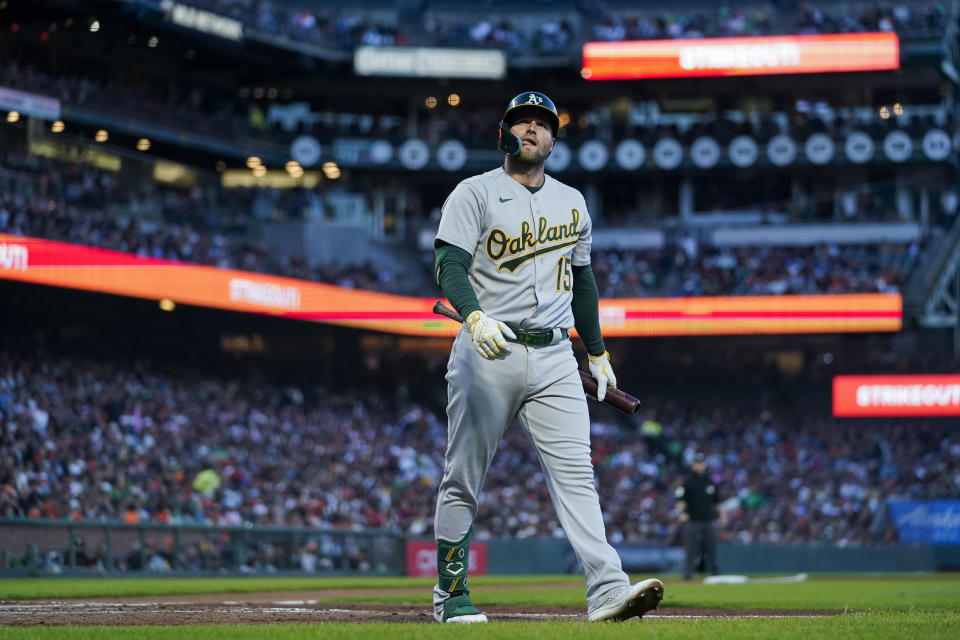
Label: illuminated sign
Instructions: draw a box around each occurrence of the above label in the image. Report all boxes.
[0,234,901,337]
[160,1,243,41]
[29,140,121,172]
[221,169,321,189]
[582,33,899,80]
[354,46,507,79]
[154,160,198,187]
[833,375,960,417]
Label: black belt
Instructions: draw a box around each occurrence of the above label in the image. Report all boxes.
[503,324,569,347]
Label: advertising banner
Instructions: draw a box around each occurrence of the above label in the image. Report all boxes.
[0,234,901,337]
[889,501,960,544]
[405,539,488,577]
[833,374,960,417]
[355,46,506,79]
[582,32,899,80]
[0,86,61,120]
[614,545,685,573]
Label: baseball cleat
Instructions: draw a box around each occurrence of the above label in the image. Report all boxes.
[433,592,488,623]
[444,613,488,624]
[587,578,664,622]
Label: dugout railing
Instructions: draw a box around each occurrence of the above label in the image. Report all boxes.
[0,519,405,576]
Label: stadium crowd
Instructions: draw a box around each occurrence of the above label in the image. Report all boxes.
[590,243,917,297]
[1,149,924,299]
[1,336,957,556]
[0,152,412,294]
[590,2,947,42]
[149,0,408,50]
[4,52,951,152]
[2,179,921,299]
[143,1,949,54]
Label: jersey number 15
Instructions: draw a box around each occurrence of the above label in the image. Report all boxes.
[555,256,572,293]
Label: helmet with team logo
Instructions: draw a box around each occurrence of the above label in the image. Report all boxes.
[498,91,560,156]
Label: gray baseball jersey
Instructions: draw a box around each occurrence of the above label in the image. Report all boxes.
[436,167,593,330]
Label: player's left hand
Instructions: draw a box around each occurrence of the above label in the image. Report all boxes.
[587,351,617,401]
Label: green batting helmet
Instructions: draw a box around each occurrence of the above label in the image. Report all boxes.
[498,91,560,156]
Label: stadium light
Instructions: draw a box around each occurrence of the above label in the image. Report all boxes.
[148,36,159,48]
[95,129,108,143]
[6,111,19,123]
[137,138,151,151]
[89,20,100,33]
[50,120,65,133]
[322,162,341,180]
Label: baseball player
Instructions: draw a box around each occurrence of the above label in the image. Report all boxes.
[431,91,664,623]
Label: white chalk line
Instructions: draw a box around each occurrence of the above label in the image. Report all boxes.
[645,614,831,619]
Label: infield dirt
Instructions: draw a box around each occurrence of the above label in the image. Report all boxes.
[0,587,840,626]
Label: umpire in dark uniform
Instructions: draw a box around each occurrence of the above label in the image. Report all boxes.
[675,453,719,580]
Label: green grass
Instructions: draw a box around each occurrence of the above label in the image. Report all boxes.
[2,613,960,640]
[309,574,960,612]
[1,574,958,639]
[3,574,959,612]
[0,575,580,600]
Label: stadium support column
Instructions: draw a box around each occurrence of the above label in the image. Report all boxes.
[406,99,418,139]
[584,179,602,224]
[919,187,931,236]
[679,177,694,221]
[955,259,960,360]
[895,174,914,220]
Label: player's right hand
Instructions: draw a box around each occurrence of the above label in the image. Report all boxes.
[465,310,516,359]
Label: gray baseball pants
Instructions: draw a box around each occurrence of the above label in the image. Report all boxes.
[434,329,628,611]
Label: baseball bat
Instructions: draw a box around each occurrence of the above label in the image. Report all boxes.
[432,301,641,415]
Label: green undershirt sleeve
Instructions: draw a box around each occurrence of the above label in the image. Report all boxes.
[434,242,482,320]
[571,264,605,356]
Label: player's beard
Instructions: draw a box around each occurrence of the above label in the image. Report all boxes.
[514,141,552,167]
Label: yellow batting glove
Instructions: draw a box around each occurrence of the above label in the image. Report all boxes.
[465,310,516,359]
[587,351,618,401]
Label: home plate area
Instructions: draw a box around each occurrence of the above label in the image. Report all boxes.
[0,597,839,626]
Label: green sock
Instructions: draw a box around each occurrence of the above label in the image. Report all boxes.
[437,529,482,619]
[437,528,472,595]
